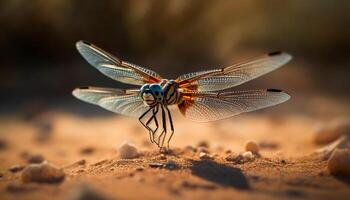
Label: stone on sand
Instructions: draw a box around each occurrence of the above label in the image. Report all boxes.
[328,149,350,176]
[22,161,65,183]
[118,141,138,159]
[149,162,164,168]
[314,119,350,145]
[199,152,213,159]
[242,151,255,160]
[164,160,177,170]
[245,141,259,154]
[226,151,255,164]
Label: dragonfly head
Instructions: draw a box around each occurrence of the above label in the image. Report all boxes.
[140,83,164,106]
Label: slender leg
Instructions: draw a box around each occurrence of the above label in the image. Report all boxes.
[157,129,165,148]
[150,105,160,144]
[165,106,174,149]
[139,107,153,130]
[145,105,159,143]
[145,114,154,143]
[138,107,155,142]
[158,104,168,148]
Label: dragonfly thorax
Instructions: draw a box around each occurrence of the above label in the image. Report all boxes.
[140,79,180,107]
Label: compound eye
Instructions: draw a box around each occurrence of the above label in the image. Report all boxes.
[140,84,150,93]
[150,84,161,90]
[150,84,162,95]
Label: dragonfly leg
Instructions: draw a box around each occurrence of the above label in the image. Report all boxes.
[165,106,174,149]
[145,112,155,143]
[138,106,155,142]
[158,104,167,149]
[157,129,165,148]
[150,105,160,144]
[145,105,159,143]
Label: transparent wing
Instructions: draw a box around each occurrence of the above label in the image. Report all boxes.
[72,86,149,117]
[76,41,162,85]
[178,89,290,122]
[176,52,292,91]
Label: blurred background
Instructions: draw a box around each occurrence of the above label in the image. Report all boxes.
[0,0,349,116]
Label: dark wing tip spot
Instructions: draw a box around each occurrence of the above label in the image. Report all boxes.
[268,51,282,56]
[267,89,282,92]
[79,86,90,89]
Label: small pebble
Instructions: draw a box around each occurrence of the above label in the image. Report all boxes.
[197,141,209,148]
[27,154,44,164]
[22,161,65,183]
[242,151,255,160]
[149,162,164,168]
[118,141,138,159]
[80,146,95,155]
[135,167,144,171]
[76,169,85,173]
[226,154,244,164]
[226,152,255,164]
[164,160,177,170]
[314,119,350,145]
[328,149,350,176]
[76,159,86,165]
[245,141,259,154]
[9,165,25,173]
[199,152,213,159]
[225,149,232,154]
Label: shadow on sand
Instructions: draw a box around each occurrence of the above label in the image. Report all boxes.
[190,159,250,190]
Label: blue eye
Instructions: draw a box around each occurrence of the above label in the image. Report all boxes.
[140,84,150,93]
[150,84,162,93]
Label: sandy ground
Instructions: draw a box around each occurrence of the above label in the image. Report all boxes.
[0,96,350,200]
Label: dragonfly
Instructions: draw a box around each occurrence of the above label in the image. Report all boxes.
[72,41,292,149]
